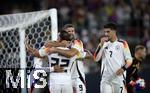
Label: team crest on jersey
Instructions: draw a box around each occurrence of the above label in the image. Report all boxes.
[105,46,108,49]
[115,45,120,50]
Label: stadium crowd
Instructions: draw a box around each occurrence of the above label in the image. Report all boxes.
[0,0,149,93]
[0,0,149,54]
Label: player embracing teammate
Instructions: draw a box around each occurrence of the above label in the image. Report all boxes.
[44,24,92,93]
[25,24,93,93]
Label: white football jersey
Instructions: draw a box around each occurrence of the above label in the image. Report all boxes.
[32,47,51,73]
[70,39,86,80]
[71,60,85,80]
[95,39,132,82]
[39,46,77,84]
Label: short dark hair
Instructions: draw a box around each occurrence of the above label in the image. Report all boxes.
[63,24,75,29]
[59,29,72,41]
[104,22,117,30]
[135,45,146,52]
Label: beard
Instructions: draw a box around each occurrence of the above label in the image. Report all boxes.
[140,56,146,60]
[69,34,75,41]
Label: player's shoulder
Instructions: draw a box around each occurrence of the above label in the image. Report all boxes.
[73,39,83,43]
[117,39,129,47]
[117,39,126,43]
[117,39,128,44]
[73,39,83,45]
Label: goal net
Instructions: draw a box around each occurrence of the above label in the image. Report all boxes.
[0,9,58,93]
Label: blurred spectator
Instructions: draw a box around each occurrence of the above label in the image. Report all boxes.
[146,40,150,55]
[141,30,150,55]
[0,0,149,55]
[116,0,131,25]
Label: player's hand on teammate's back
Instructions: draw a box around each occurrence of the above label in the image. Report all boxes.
[54,65,64,72]
[116,68,124,76]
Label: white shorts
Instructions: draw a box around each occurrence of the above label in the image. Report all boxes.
[100,80,127,93]
[49,83,73,93]
[72,78,86,93]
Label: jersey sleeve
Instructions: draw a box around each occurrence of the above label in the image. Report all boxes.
[94,42,108,62]
[122,41,132,62]
[81,51,87,58]
[39,46,49,57]
[71,40,85,58]
[94,43,105,62]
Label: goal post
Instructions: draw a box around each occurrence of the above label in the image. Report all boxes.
[49,9,58,41]
[0,8,58,93]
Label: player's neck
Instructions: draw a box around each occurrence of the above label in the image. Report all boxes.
[110,35,117,43]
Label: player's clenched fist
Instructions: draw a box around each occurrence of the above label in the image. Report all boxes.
[25,38,35,54]
[99,36,108,46]
[116,68,124,76]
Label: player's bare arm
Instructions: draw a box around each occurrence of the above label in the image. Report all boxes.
[94,36,108,61]
[48,47,79,58]
[85,49,94,60]
[44,40,70,48]
[43,40,77,58]
[25,39,64,73]
[77,49,94,61]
